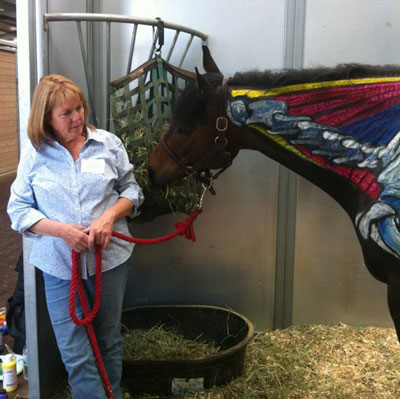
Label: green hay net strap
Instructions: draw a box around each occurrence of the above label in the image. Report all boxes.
[109,56,202,223]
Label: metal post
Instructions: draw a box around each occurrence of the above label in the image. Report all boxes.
[178,35,194,68]
[17,1,39,397]
[17,1,65,398]
[126,23,138,75]
[273,0,306,330]
[86,0,104,129]
[105,21,111,130]
[76,21,98,125]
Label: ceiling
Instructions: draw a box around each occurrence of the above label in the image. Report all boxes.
[0,0,16,42]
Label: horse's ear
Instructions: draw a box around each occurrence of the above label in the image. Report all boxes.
[195,67,216,99]
[202,45,221,74]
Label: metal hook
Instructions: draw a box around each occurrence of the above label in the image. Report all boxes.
[155,17,164,53]
[198,185,209,209]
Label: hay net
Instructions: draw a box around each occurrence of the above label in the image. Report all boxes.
[109,55,202,223]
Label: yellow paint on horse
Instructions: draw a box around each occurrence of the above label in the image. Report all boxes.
[250,125,320,165]
[231,76,400,98]
[232,76,400,167]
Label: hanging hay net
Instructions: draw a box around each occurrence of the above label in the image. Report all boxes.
[109,56,202,223]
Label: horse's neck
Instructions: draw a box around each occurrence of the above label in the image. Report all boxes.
[225,78,400,219]
[236,125,373,219]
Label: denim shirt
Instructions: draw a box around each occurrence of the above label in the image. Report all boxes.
[7,128,144,279]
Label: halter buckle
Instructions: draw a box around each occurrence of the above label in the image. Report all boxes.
[216,117,228,132]
[214,136,228,146]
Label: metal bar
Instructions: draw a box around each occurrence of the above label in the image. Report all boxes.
[106,21,111,130]
[0,45,16,52]
[126,23,138,75]
[43,13,208,42]
[284,0,305,69]
[18,2,40,395]
[86,0,103,129]
[43,13,208,130]
[76,21,97,124]
[273,0,306,330]
[0,38,17,48]
[166,30,180,62]
[148,27,158,60]
[178,34,194,68]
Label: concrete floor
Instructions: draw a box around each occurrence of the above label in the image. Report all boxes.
[0,172,21,315]
[0,172,27,397]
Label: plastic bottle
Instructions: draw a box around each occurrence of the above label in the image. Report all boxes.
[22,345,28,380]
[0,388,7,399]
[2,354,17,392]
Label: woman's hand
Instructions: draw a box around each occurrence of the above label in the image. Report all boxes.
[84,198,134,251]
[60,224,90,253]
[84,210,115,251]
[29,219,89,253]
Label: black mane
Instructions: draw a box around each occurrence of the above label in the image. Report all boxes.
[172,64,400,133]
[228,64,400,89]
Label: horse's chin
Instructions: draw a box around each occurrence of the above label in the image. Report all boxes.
[147,166,184,187]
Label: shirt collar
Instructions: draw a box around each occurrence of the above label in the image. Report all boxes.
[85,126,106,144]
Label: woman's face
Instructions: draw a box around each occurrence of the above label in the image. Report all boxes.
[48,97,85,145]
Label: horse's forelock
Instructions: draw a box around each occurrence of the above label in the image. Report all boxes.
[172,83,204,134]
[172,73,223,135]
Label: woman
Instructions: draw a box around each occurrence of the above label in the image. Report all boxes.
[7,74,144,398]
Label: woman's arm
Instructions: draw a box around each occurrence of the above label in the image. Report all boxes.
[29,219,89,253]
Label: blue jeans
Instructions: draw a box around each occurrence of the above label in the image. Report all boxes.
[43,256,131,399]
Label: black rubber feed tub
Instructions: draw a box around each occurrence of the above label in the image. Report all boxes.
[121,305,254,396]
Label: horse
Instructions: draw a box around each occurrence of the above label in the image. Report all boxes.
[148,46,400,341]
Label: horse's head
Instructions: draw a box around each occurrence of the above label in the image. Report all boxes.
[148,47,239,187]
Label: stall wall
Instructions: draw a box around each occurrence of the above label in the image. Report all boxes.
[292,0,400,327]
[0,49,18,174]
[102,0,286,331]
[43,0,285,331]
[41,0,399,331]
[46,1,89,107]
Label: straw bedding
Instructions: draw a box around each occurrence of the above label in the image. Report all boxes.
[49,323,400,399]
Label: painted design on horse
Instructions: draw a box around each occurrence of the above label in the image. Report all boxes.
[148,46,400,341]
[226,79,400,259]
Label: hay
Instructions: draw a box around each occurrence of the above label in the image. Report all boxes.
[118,125,202,223]
[109,57,204,222]
[122,324,220,361]
[178,324,400,399]
[112,93,203,223]
[48,324,400,399]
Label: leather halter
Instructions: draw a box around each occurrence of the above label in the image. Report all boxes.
[159,78,232,195]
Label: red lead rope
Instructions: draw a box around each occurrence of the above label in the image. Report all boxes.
[69,208,201,399]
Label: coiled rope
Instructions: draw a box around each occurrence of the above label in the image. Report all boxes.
[69,207,201,398]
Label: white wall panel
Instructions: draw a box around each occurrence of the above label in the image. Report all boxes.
[304,0,400,67]
[42,0,400,331]
[107,0,285,73]
[46,1,88,95]
[293,0,400,327]
[100,0,287,330]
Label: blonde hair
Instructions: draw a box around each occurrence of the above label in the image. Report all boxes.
[28,74,94,147]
